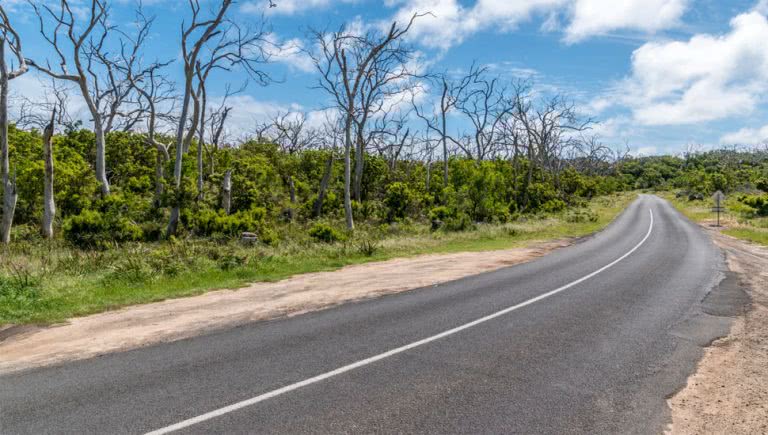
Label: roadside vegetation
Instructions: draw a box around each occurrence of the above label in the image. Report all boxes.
[0,192,634,324]
[627,150,768,246]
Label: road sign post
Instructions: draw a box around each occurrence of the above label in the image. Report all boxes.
[712,191,726,227]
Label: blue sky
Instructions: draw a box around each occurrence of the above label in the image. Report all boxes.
[7,0,768,155]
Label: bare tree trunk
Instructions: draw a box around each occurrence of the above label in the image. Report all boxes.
[196,87,206,202]
[353,136,364,201]
[313,153,334,218]
[42,110,56,239]
[343,117,354,230]
[153,149,166,208]
[442,109,449,187]
[425,160,431,192]
[94,122,110,196]
[167,75,194,237]
[197,133,204,202]
[0,170,15,244]
[287,176,296,204]
[221,169,232,215]
[0,43,15,244]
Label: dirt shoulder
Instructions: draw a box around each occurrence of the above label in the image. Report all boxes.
[0,238,571,374]
[668,224,768,434]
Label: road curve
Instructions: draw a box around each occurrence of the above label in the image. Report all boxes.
[0,195,733,434]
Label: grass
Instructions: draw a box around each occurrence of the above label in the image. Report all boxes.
[0,192,636,325]
[660,192,768,247]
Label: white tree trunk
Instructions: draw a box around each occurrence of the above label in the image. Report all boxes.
[42,118,56,239]
[0,42,16,244]
[94,123,110,196]
[222,169,232,215]
[343,116,354,230]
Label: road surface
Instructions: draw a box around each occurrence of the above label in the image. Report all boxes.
[1,195,740,434]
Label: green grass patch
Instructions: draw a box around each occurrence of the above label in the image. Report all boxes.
[0,193,636,325]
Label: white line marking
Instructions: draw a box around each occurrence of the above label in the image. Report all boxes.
[146,209,655,435]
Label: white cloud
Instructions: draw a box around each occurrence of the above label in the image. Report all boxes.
[618,12,768,125]
[564,0,688,43]
[386,0,566,50]
[384,0,687,49]
[265,34,315,72]
[720,124,768,145]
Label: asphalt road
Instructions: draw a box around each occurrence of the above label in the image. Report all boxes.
[1,195,742,434]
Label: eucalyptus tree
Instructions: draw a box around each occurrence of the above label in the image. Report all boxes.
[0,6,29,244]
[412,64,483,185]
[309,13,422,229]
[166,0,271,236]
[15,82,74,239]
[272,111,319,211]
[26,0,145,197]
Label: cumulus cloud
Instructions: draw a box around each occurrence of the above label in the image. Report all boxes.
[386,0,566,50]
[720,124,768,145]
[564,0,688,43]
[618,12,768,126]
[384,0,687,49]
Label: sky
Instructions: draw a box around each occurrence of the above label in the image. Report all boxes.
[5,0,768,156]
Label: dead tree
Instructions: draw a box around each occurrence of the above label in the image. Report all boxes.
[351,48,418,200]
[272,111,319,212]
[42,108,56,239]
[454,72,514,161]
[313,114,342,218]
[0,6,28,244]
[514,93,592,205]
[310,13,422,230]
[205,100,232,178]
[369,108,413,172]
[196,82,242,201]
[26,0,137,196]
[413,64,482,186]
[128,61,176,207]
[167,0,270,236]
[16,81,78,239]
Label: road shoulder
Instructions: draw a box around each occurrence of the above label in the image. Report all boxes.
[668,226,768,434]
[0,238,572,374]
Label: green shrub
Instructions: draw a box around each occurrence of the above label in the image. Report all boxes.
[188,207,275,244]
[308,223,345,243]
[737,195,768,217]
[63,210,143,249]
[541,199,567,213]
[384,182,415,222]
[428,205,474,232]
[444,212,474,232]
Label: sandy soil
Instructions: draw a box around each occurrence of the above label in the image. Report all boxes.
[0,239,571,374]
[668,224,768,434]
